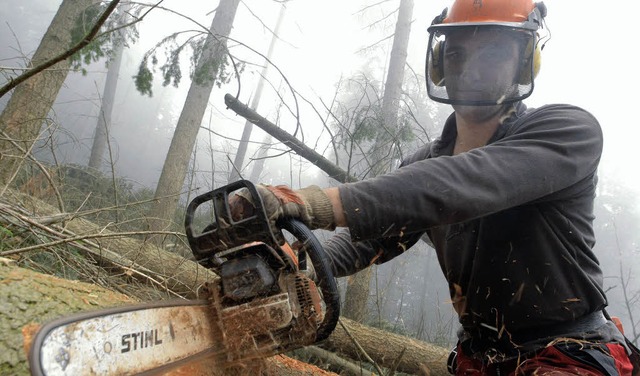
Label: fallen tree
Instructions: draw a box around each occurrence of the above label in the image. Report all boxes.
[0,261,336,376]
[324,318,450,375]
[0,189,217,299]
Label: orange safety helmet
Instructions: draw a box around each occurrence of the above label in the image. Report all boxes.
[443,0,540,26]
[425,0,547,105]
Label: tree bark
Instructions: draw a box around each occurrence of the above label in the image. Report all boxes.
[342,268,373,322]
[0,0,94,187]
[302,346,369,375]
[87,42,122,170]
[148,0,240,233]
[0,261,138,375]
[0,262,336,376]
[325,317,450,376]
[0,261,449,376]
[88,4,131,170]
[249,134,272,182]
[381,0,414,133]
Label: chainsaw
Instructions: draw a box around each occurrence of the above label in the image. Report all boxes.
[28,180,340,375]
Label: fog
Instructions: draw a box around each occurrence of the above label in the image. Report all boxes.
[1,0,638,346]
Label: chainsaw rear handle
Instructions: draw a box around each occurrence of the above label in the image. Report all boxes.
[185,180,284,268]
[279,218,340,342]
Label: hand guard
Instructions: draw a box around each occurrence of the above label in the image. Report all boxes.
[231,184,335,231]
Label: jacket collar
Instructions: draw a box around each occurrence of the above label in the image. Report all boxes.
[431,102,528,157]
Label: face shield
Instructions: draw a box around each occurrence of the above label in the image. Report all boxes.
[426,25,538,106]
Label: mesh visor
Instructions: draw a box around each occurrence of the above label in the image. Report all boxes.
[426,25,537,106]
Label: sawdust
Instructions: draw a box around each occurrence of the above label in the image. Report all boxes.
[267,354,338,375]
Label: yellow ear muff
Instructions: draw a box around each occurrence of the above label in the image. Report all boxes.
[429,40,446,86]
[519,39,541,84]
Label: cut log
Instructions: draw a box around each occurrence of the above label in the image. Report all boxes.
[324,318,451,376]
[0,262,335,376]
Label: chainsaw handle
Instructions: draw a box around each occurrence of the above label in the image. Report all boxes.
[280,218,340,342]
[185,180,286,268]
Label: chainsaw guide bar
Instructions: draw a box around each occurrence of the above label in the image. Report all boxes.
[29,299,222,376]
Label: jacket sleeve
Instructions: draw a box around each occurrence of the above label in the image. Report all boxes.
[337,104,603,241]
[320,144,433,277]
[322,228,423,278]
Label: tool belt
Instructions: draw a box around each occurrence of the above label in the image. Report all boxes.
[449,311,640,374]
[510,310,607,344]
[457,311,609,360]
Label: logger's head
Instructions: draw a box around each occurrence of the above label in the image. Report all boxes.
[426,0,547,107]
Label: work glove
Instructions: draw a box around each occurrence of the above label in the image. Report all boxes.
[229,184,336,231]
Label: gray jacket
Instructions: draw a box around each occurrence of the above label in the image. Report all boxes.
[324,103,625,350]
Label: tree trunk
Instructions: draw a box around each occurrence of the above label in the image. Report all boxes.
[88,4,130,170]
[0,0,94,187]
[0,261,138,375]
[381,0,414,133]
[344,0,415,324]
[229,5,285,183]
[325,317,450,376]
[148,0,240,233]
[248,134,272,182]
[0,262,336,376]
[342,268,373,322]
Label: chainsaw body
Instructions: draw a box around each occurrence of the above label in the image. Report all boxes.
[184,180,340,362]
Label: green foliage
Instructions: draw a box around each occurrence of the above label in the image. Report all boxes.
[134,59,154,97]
[69,3,140,75]
[351,106,382,143]
[161,43,184,88]
[20,249,84,280]
[0,226,12,240]
[0,226,14,252]
[133,31,244,97]
[192,58,219,86]
[12,163,155,233]
[57,164,155,231]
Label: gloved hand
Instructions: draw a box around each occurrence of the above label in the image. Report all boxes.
[229,184,336,231]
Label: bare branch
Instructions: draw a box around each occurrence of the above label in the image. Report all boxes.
[0,0,122,99]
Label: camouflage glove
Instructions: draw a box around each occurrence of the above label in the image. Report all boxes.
[231,184,335,231]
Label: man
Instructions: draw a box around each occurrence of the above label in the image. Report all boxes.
[230,0,636,374]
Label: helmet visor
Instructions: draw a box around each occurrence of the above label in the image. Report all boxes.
[426,25,537,106]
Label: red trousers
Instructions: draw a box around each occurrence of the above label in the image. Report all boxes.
[453,342,633,375]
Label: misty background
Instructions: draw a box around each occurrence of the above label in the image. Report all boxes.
[1,0,638,347]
